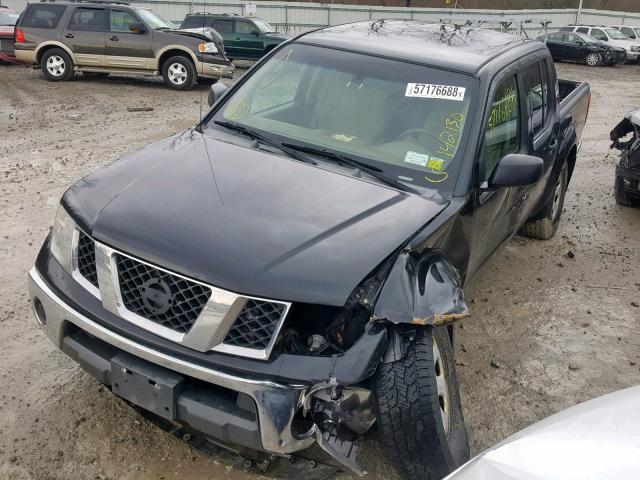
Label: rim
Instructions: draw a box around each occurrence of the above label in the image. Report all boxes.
[551,173,564,220]
[433,333,451,436]
[46,55,66,77]
[167,62,187,85]
[586,53,599,66]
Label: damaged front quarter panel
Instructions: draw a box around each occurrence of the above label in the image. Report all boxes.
[372,250,470,327]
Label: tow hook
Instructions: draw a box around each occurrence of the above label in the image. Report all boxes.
[301,381,374,476]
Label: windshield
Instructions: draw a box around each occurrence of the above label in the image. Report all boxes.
[605,28,628,39]
[136,8,175,30]
[253,18,276,33]
[206,44,476,189]
[0,11,19,26]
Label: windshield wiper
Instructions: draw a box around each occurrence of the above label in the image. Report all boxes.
[281,143,418,193]
[213,120,317,165]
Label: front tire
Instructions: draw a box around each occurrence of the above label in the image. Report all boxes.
[373,327,469,480]
[41,48,74,82]
[520,161,568,240]
[585,52,601,67]
[162,56,197,90]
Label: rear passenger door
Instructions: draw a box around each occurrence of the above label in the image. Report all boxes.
[62,6,106,66]
[212,19,233,55]
[521,59,557,203]
[105,8,152,69]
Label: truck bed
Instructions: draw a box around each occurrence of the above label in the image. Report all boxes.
[558,79,591,153]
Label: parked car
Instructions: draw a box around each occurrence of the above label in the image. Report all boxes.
[559,25,640,62]
[180,13,287,60]
[538,32,626,66]
[611,24,640,40]
[445,386,640,480]
[0,5,21,63]
[13,0,233,89]
[611,107,640,207]
[28,21,590,480]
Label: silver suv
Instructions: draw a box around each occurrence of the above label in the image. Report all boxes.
[14,1,234,89]
[559,25,640,63]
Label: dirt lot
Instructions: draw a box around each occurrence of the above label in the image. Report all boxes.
[1,61,639,480]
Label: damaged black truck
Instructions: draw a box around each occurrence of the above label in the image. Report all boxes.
[28,21,590,480]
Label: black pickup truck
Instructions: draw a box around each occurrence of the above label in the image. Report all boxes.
[28,21,590,480]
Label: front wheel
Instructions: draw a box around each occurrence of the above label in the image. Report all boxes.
[585,52,601,67]
[520,161,568,240]
[373,327,469,480]
[162,56,197,90]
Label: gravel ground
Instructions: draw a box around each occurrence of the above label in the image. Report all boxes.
[1,61,639,480]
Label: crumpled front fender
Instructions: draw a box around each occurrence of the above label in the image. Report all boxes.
[372,250,469,326]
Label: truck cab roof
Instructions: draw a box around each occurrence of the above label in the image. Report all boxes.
[298,20,540,75]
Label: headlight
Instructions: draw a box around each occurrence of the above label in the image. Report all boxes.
[198,42,218,54]
[50,204,75,274]
[632,46,640,52]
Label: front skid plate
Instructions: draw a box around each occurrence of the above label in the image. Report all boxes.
[135,405,340,480]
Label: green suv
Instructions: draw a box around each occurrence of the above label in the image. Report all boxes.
[180,14,288,60]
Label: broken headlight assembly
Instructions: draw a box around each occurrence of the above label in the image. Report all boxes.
[50,204,76,274]
[198,42,219,54]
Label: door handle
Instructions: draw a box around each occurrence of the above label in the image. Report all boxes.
[65,33,74,39]
[109,35,119,41]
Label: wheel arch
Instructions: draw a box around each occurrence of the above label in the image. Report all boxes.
[36,41,76,64]
[156,46,197,71]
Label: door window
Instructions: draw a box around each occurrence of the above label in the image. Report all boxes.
[566,33,583,44]
[576,27,589,34]
[483,75,520,179]
[21,4,66,29]
[547,33,563,41]
[69,8,106,31]
[234,20,257,34]
[523,62,545,136]
[213,19,232,33]
[109,10,139,33]
[620,27,636,39]
[590,28,607,41]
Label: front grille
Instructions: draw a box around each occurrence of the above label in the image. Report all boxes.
[77,231,99,289]
[115,254,212,333]
[223,299,287,350]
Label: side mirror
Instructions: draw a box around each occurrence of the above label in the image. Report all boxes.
[251,30,260,37]
[129,22,146,34]
[207,82,229,107]
[488,154,543,188]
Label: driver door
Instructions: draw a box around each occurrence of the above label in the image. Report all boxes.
[105,8,152,69]
[230,20,263,59]
[469,73,524,276]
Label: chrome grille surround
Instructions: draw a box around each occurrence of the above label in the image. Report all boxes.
[70,231,291,360]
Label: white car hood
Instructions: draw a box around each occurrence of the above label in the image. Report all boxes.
[445,386,640,480]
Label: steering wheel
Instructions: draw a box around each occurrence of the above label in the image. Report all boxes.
[397,128,438,143]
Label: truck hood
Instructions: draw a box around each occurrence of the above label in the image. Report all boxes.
[63,130,449,306]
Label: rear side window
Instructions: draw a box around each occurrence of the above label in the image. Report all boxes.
[213,19,232,33]
[483,75,520,179]
[68,7,106,31]
[21,4,66,29]
[576,27,589,34]
[523,62,545,136]
[181,15,208,29]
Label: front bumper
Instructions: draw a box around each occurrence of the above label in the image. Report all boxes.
[197,60,235,79]
[28,267,314,455]
[625,50,640,61]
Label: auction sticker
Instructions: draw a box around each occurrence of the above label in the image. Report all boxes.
[404,151,430,167]
[405,83,466,102]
